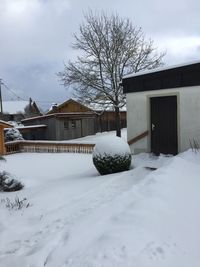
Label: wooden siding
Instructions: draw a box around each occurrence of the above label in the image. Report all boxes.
[19,127,46,140]
[22,115,96,141]
[0,126,5,154]
[95,111,127,132]
[0,121,12,155]
[48,99,92,114]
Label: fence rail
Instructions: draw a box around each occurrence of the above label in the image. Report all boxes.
[128,130,149,145]
[5,141,95,155]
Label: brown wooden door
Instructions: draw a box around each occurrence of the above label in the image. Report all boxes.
[150,96,178,155]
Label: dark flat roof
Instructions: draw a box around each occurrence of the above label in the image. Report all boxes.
[122,61,200,93]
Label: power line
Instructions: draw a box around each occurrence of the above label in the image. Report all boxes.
[1,79,65,105]
[34,100,62,103]
[0,79,3,113]
[2,81,28,101]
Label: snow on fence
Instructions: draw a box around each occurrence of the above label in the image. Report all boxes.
[5,141,95,154]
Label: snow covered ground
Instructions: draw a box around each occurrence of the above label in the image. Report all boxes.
[65,128,127,143]
[0,150,200,266]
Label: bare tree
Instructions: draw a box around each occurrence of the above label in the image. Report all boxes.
[58,11,165,137]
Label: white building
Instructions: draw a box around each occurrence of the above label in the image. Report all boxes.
[122,61,200,155]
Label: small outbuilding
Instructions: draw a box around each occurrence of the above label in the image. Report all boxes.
[47,99,127,133]
[122,61,200,155]
[22,112,96,141]
[21,99,126,141]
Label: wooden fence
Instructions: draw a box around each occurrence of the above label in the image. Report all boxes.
[5,141,95,155]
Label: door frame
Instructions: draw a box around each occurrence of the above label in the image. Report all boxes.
[147,92,180,154]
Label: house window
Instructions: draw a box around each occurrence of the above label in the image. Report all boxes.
[71,120,76,129]
[64,120,69,130]
[64,120,76,129]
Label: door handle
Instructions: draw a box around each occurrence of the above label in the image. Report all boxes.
[152,123,155,131]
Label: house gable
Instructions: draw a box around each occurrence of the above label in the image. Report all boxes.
[47,99,92,114]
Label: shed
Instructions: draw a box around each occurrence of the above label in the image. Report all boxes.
[22,112,96,141]
[17,125,47,140]
[47,98,127,133]
[0,120,13,155]
[122,61,200,155]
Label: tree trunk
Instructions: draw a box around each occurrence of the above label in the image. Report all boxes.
[115,106,121,137]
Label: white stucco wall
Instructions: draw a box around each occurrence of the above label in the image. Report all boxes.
[126,85,200,154]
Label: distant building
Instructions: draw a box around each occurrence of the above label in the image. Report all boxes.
[22,112,96,141]
[85,101,126,133]
[47,99,127,133]
[0,98,42,122]
[21,99,126,141]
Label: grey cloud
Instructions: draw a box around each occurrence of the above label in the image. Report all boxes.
[0,0,200,109]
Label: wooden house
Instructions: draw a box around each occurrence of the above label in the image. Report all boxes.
[47,99,92,114]
[21,99,126,141]
[22,100,96,140]
[122,61,200,155]
[47,99,126,133]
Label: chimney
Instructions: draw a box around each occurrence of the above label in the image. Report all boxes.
[29,98,32,108]
[51,103,58,111]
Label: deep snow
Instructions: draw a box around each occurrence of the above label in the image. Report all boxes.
[0,150,200,266]
[93,135,130,157]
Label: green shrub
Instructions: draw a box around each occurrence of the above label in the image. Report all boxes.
[93,153,131,175]
[92,136,132,175]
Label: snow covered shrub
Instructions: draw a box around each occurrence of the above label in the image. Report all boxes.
[4,128,23,142]
[0,171,24,192]
[93,136,131,175]
[1,196,29,210]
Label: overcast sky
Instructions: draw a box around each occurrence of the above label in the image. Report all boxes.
[0,0,200,110]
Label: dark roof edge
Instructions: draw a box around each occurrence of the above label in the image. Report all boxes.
[122,61,200,94]
[123,60,200,79]
[22,112,95,122]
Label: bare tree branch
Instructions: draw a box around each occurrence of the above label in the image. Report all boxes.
[58,10,166,136]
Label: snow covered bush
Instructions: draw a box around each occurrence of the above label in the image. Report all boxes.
[0,171,24,192]
[93,136,131,175]
[1,196,29,210]
[4,128,23,142]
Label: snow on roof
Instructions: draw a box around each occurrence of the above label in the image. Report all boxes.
[123,59,200,80]
[46,99,126,113]
[0,120,13,128]
[16,124,47,130]
[2,101,29,114]
[86,102,126,111]
[93,136,130,157]
[22,112,95,122]
[48,103,60,112]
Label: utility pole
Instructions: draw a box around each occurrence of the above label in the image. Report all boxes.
[0,79,3,114]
